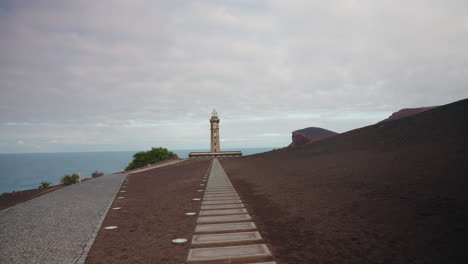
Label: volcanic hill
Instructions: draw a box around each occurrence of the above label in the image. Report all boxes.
[221,98,468,263]
[380,106,438,123]
[289,127,338,147]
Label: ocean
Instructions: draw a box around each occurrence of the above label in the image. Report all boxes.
[0,148,274,194]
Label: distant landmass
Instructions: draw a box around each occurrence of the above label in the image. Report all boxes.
[289,127,338,147]
[289,106,440,148]
[380,106,438,123]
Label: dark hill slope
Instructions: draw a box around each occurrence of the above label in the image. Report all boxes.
[221,98,468,264]
[289,127,338,147]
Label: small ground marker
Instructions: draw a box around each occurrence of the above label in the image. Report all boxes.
[172,238,188,244]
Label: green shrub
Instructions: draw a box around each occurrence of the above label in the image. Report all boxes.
[126,147,178,170]
[61,173,80,185]
[40,181,52,189]
[92,171,104,178]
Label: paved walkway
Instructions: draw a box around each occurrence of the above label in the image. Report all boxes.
[0,173,128,264]
[187,159,276,263]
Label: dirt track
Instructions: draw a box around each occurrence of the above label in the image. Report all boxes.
[85,159,210,264]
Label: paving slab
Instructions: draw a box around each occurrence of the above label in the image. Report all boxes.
[205,188,236,192]
[203,196,239,200]
[203,193,239,199]
[187,244,272,262]
[195,222,257,233]
[201,203,245,210]
[204,192,238,196]
[202,199,242,205]
[206,189,235,192]
[205,191,237,196]
[204,194,238,197]
[204,192,238,195]
[197,214,251,223]
[203,196,240,201]
[192,231,262,246]
[199,208,247,216]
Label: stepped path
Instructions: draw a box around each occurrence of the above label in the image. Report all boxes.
[0,160,184,264]
[187,159,276,263]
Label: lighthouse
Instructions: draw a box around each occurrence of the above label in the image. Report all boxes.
[210,109,220,152]
[188,110,242,158]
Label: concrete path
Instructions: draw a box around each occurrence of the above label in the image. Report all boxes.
[187,159,276,263]
[0,173,128,264]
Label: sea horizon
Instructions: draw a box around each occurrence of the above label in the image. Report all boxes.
[0,147,276,194]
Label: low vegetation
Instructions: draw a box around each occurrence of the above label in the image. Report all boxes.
[126,147,178,170]
[61,173,80,185]
[40,181,52,189]
[92,171,104,178]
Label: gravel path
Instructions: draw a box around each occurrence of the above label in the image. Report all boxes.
[0,173,127,264]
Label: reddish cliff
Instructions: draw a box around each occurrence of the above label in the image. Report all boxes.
[380,106,438,122]
[289,127,338,147]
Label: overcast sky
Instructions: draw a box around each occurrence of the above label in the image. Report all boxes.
[1,0,467,153]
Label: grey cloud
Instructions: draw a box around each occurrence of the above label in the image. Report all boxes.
[1,0,467,152]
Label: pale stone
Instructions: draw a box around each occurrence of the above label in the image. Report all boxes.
[201,204,245,210]
[192,231,261,245]
[197,214,251,223]
[203,195,239,199]
[199,208,247,216]
[187,244,271,262]
[195,222,256,233]
[204,193,238,196]
[203,196,239,201]
[202,199,242,205]
[205,191,236,194]
[204,194,238,197]
[206,189,234,192]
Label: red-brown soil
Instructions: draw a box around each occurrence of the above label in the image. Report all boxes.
[123,158,183,173]
[85,159,211,264]
[220,98,468,264]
